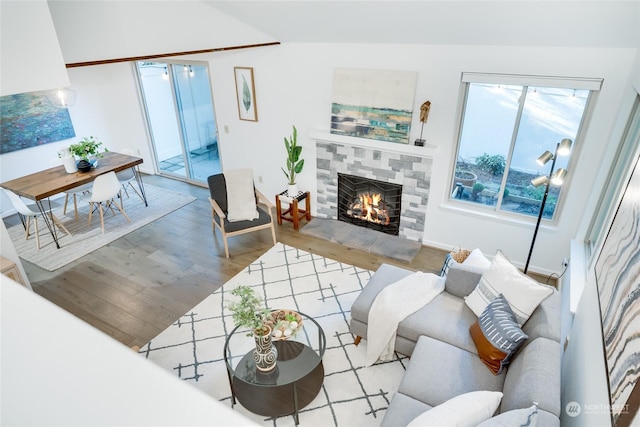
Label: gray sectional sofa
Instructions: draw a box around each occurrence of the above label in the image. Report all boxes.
[349,262,561,426]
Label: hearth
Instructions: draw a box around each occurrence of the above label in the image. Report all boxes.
[337,173,402,235]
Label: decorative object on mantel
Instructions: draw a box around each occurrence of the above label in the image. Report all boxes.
[281,125,304,195]
[227,285,277,372]
[68,136,108,173]
[234,67,258,121]
[0,90,76,154]
[330,68,418,144]
[414,100,431,147]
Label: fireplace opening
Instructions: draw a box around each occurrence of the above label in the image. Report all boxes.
[337,173,402,235]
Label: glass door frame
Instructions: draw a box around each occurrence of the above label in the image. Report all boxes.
[134,59,220,186]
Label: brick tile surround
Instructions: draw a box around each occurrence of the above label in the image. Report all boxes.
[315,139,433,242]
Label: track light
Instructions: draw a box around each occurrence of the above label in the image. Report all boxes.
[557,138,572,156]
[551,168,568,186]
[531,175,548,187]
[536,151,554,166]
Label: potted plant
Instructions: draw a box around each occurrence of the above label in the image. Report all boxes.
[472,182,485,201]
[281,125,304,195]
[227,285,277,371]
[69,136,108,172]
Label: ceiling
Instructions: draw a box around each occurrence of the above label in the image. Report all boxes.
[205,1,640,48]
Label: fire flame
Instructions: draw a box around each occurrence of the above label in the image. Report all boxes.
[348,192,391,225]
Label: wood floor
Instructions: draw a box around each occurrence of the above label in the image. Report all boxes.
[7,175,552,348]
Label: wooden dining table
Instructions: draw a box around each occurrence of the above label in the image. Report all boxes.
[0,152,147,249]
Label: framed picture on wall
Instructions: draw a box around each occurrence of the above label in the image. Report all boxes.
[595,154,640,426]
[234,67,258,122]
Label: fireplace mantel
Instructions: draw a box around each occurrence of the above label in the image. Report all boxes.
[309,130,437,159]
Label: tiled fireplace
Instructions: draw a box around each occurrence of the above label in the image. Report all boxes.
[314,134,433,242]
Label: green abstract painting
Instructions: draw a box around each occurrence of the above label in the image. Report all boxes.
[0,90,76,154]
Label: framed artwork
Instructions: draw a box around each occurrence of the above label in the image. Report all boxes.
[234,67,257,122]
[330,68,417,144]
[595,154,640,426]
[0,90,76,154]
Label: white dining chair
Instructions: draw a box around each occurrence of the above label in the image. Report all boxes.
[115,149,143,208]
[83,171,131,234]
[49,157,92,221]
[2,189,72,249]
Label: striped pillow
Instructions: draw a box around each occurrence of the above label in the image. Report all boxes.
[470,294,528,375]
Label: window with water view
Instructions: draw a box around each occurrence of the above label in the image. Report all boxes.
[451,75,597,220]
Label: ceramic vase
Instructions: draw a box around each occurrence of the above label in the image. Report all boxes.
[253,326,277,372]
[62,156,78,173]
[287,183,298,197]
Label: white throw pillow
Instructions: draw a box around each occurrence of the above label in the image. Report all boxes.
[407,391,503,427]
[465,250,553,326]
[462,248,491,270]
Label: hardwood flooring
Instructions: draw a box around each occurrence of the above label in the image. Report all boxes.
[6,175,553,348]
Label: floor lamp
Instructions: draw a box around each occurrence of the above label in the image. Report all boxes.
[524,138,572,274]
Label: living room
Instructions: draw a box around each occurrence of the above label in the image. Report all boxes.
[1,1,639,426]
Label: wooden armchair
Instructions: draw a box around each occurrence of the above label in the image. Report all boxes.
[207,173,277,258]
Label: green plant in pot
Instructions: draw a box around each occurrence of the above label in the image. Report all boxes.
[69,136,108,172]
[227,285,277,371]
[472,182,485,201]
[281,125,304,196]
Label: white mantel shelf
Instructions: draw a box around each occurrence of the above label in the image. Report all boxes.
[309,130,438,158]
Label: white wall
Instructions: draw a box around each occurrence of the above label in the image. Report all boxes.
[1,276,256,426]
[1,42,636,274]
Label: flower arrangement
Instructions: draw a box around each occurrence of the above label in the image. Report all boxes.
[68,136,108,161]
[227,285,272,336]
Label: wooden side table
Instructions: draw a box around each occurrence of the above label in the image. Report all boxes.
[276,190,311,230]
[1,256,28,287]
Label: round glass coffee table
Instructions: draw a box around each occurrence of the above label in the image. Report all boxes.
[223,310,326,425]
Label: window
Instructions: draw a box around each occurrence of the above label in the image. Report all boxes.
[451,73,601,220]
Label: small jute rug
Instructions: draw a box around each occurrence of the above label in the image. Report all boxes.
[299,218,422,263]
[6,184,196,271]
[139,243,409,426]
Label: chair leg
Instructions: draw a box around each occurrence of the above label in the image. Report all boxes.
[73,194,79,221]
[52,214,72,236]
[24,216,31,240]
[223,236,230,258]
[354,336,362,346]
[63,194,70,215]
[99,203,105,234]
[111,197,131,223]
[34,216,41,249]
[88,202,94,226]
[127,182,144,202]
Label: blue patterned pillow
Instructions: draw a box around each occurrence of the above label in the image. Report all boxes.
[469,294,528,374]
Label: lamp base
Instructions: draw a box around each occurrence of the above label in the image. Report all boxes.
[414,139,425,147]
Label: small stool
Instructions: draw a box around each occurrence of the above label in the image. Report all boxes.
[276,190,311,230]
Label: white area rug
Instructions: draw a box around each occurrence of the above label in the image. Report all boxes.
[6,184,196,271]
[140,243,409,426]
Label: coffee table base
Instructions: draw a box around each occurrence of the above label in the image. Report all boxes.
[232,361,324,423]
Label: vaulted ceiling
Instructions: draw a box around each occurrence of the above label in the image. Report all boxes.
[205,1,639,48]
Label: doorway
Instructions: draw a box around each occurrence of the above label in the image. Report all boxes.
[136,61,221,183]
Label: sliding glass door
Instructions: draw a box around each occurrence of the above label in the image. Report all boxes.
[136,61,221,183]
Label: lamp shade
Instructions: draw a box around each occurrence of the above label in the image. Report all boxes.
[557,138,572,156]
[536,151,554,166]
[531,175,548,187]
[551,168,568,185]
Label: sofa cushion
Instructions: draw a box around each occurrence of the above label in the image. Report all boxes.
[476,404,538,426]
[350,263,413,336]
[440,248,490,277]
[398,335,506,407]
[407,391,503,427]
[470,294,528,374]
[465,250,553,325]
[502,337,561,418]
[398,292,479,354]
[521,288,561,343]
[445,264,484,298]
[380,392,432,427]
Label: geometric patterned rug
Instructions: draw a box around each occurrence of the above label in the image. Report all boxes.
[139,243,410,426]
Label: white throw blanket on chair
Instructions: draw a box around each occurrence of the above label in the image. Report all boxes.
[224,169,259,222]
[365,272,445,366]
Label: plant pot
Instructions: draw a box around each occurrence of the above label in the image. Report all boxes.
[454,171,477,188]
[287,183,298,196]
[253,326,277,372]
[62,156,78,173]
[77,159,92,173]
